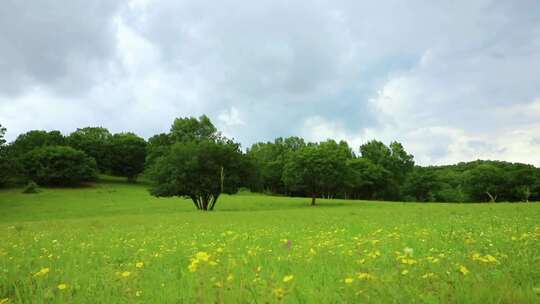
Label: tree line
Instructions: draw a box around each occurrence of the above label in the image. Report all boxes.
[1,116,539,210]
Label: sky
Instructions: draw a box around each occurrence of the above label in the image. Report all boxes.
[1,0,539,166]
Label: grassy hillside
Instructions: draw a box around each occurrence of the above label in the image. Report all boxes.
[1,178,539,303]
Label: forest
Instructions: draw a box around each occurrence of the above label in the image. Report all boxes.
[1,115,539,209]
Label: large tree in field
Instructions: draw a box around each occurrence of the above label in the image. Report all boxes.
[148,139,242,211]
[282,141,348,205]
[67,127,112,172]
[107,133,147,182]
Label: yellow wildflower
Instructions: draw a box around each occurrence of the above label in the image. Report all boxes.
[344,277,354,284]
[459,265,469,275]
[283,275,294,283]
[136,262,144,268]
[401,258,417,265]
[273,287,286,299]
[121,271,131,278]
[356,272,374,280]
[135,291,142,297]
[422,273,435,279]
[401,269,409,275]
[33,268,50,277]
[195,251,210,262]
[57,284,67,290]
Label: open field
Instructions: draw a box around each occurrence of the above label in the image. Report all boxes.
[1,178,540,303]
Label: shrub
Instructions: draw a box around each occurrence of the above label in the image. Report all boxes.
[20,146,98,186]
[22,181,40,194]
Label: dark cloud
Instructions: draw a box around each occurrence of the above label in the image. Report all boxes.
[0,0,125,96]
[0,0,539,165]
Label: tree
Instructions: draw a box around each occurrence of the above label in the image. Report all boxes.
[508,165,538,202]
[170,115,220,143]
[145,133,173,169]
[359,140,414,200]
[0,124,6,146]
[148,139,243,211]
[402,167,441,202]
[0,124,11,186]
[247,137,307,194]
[464,164,506,202]
[67,127,112,172]
[19,146,98,186]
[282,142,347,205]
[9,130,65,156]
[345,158,391,200]
[107,133,147,182]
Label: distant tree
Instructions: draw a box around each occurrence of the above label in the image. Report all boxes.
[0,124,6,146]
[170,115,220,143]
[107,133,147,182]
[145,133,173,169]
[148,139,243,211]
[247,137,307,194]
[402,167,441,202]
[9,130,65,156]
[359,140,414,200]
[282,142,347,205]
[464,164,506,202]
[345,158,390,200]
[388,141,415,183]
[67,127,112,171]
[360,140,392,168]
[20,146,98,186]
[0,124,11,186]
[508,165,537,202]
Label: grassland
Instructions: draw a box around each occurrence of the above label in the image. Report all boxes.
[1,177,539,303]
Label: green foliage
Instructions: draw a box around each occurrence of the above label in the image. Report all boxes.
[148,140,243,211]
[402,167,441,202]
[246,137,307,193]
[282,140,349,205]
[20,146,98,186]
[67,127,112,172]
[464,164,506,202]
[22,181,40,194]
[0,124,11,187]
[107,133,147,182]
[145,133,173,169]
[358,140,414,200]
[170,115,219,143]
[9,130,65,156]
[345,158,390,200]
[0,123,6,146]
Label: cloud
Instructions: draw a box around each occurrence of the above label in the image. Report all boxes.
[0,0,539,166]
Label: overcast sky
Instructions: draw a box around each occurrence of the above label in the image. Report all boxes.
[1,0,539,166]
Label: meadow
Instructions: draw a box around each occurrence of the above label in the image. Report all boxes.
[1,177,539,303]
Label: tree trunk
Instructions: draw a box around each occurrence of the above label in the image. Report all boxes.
[311,193,316,206]
[209,193,220,211]
[486,191,497,203]
[190,196,200,210]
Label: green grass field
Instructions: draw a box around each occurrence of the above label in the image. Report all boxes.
[1,177,539,303]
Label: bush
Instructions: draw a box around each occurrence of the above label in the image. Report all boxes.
[22,181,40,194]
[20,146,98,186]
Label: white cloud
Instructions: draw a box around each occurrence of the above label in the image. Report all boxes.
[1,0,539,166]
